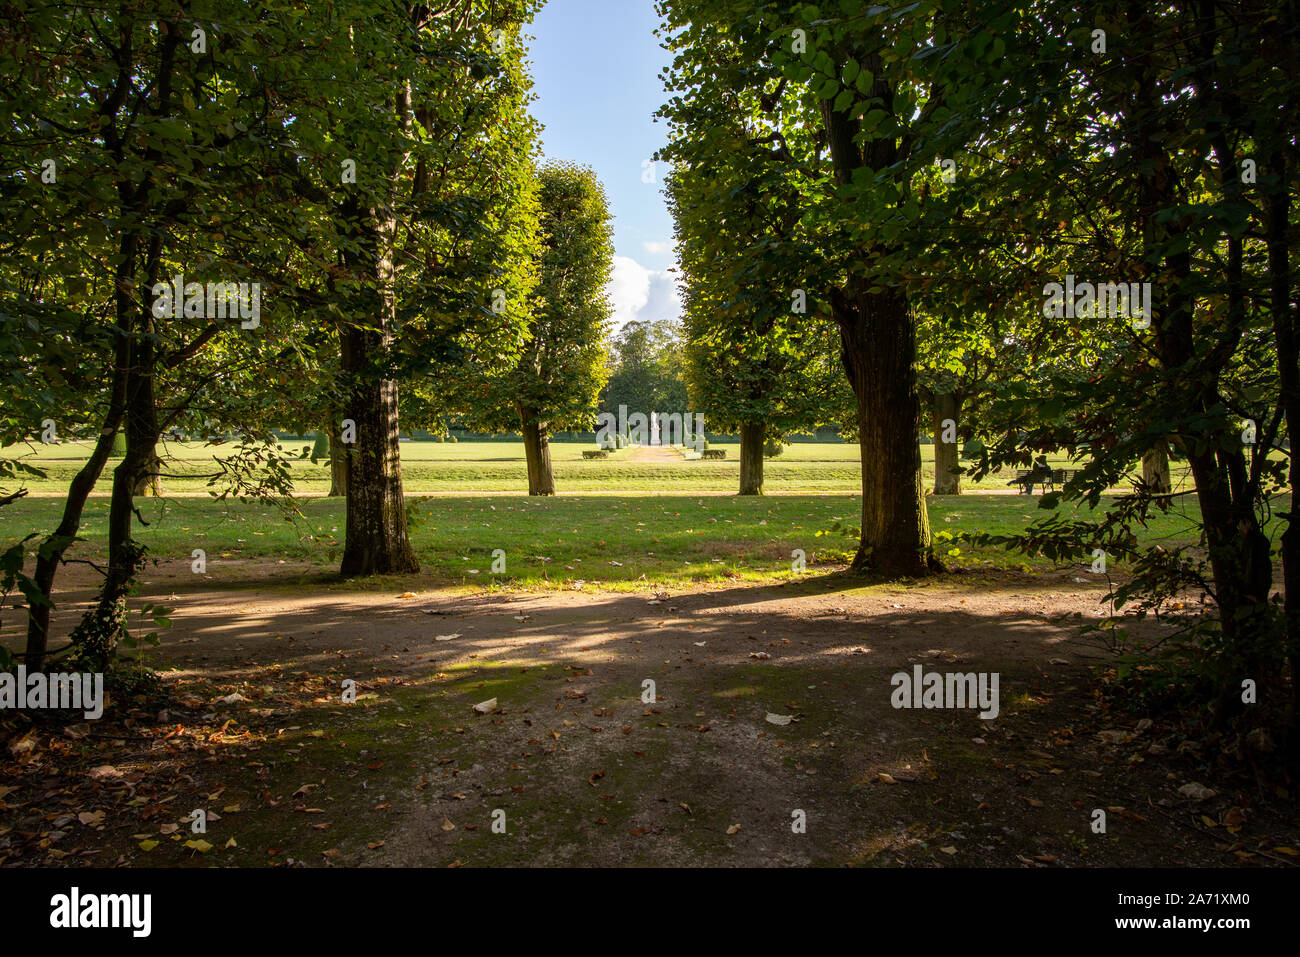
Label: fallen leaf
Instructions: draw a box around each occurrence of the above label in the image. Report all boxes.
[1179,782,1217,801]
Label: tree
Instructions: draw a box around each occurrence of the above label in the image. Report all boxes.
[664,64,852,495]
[267,0,541,575]
[2,3,341,668]
[599,320,689,425]
[658,0,1011,572]
[916,312,1004,496]
[470,162,614,494]
[942,1,1299,754]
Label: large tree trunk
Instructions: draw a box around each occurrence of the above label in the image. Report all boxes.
[338,201,419,577]
[518,403,555,496]
[1141,441,1171,493]
[818,61,932,577]
[932,392,961,496]
[833,284,933,576]
[738,421,764,495]
[338,325,419,575]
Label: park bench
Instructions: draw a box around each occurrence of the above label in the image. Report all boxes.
[1010,466,1055,494]
[1053,468,1078,487]
[582,449,609,459]
[702,449,726,460]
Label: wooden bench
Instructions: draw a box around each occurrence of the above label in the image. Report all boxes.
[702,449,726,460]
[1053,468,1078,487]
[1010,466,1055,494]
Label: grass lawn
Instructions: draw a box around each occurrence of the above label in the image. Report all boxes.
[0,488,1221,590]
[3,438,1197,496]
[0,438,1252,589]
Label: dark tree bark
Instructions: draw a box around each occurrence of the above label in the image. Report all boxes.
[831,284,933,575]
[932,392,962,496]
[1132,24,1272,718]
[337,195,419,576]
[818,54,932,576]
[338,321,419,575]
[68,249,160,670]
[1263,140,1300,744]
[24,351,127,669]
[64,18,183,669]
[738,421,764,495]
[518,403,556,496]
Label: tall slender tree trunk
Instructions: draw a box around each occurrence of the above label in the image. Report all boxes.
[69,262,159,669]
[64,16,186,669]
[1141,441,1171,493]
[1128,23,1274,720]
[738,421,764,495]
[1263,140,1300,747]
[518,403,555,496]
[338,201,418,576]
[24,349,128,670]
[833,284,933,575]
[1137,145,1269,720]
[932,392,961,496]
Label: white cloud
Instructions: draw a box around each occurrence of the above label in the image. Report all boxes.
[608,256,681,330]
[643,240,671,255]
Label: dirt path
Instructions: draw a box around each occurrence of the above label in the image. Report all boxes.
[2,564,1295,868]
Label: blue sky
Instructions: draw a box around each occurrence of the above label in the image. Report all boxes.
[527,0,681,331]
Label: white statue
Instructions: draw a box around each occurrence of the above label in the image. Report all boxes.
[650,411,660,446]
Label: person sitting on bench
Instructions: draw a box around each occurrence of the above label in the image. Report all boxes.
[1009,455,1054,495]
